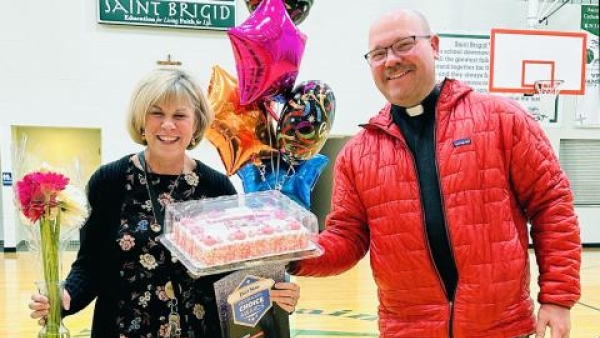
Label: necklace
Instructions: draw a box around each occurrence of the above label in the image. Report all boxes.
[137,152,184,337]
[138,151,184,233]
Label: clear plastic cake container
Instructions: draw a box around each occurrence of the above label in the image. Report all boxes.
[159,190,323,277]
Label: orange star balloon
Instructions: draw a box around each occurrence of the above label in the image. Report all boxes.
[206,65,276,176]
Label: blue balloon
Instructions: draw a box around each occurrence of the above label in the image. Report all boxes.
[237,154,329,209]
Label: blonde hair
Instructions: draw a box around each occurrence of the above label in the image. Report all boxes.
[126,67,213,150]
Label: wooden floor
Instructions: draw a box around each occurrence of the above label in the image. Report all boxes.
[1,249,599,337]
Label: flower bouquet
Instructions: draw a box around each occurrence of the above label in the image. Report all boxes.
[15,163,89,338]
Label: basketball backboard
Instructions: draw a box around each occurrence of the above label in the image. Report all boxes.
[489,28,588,95]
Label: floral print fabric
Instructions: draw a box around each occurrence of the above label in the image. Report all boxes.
[116,160,224,338]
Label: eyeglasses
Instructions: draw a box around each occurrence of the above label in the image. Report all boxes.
[364,35,431,66]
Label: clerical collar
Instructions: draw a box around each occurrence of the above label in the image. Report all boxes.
[406,104,424,116]
[395,85,440,118]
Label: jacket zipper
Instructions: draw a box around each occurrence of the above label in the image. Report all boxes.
[375,93,458,336]
[433,99,458,338]
[405,147,452,334]
[449,301,454,337]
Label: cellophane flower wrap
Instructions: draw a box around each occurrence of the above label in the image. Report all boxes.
[15,162,90,337]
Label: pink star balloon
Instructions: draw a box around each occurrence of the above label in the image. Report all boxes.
[227,0,307,105]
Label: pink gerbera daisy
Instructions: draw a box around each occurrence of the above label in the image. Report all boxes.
[16,171,69,222]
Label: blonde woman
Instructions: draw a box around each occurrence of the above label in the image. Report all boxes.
[29,68,300,337]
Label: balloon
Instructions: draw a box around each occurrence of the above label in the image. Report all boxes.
[228,0,307,105]
[276,80,336,164]
[244,0,315,25]
[205,65,276,176]
[237,154,329,209]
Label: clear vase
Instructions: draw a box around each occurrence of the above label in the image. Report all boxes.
[35,280,70,338]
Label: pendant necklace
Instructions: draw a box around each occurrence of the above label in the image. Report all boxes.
[138,151,183,233]
[138,151,185,337]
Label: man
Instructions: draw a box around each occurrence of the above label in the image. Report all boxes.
[288,9,581,338]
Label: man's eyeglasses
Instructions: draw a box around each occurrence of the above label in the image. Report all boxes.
[364,35,431,66]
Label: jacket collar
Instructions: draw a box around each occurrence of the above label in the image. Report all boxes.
[362,78,473,139]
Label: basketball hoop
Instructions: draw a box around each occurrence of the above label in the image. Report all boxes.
[531,79,564,122]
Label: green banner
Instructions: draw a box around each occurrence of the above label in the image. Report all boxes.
[581,5,599,36]
[98,0,236,31]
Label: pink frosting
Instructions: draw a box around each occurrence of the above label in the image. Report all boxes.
[260,225,275,235]
[201,235,218,246]
[229,229,247,241]
[273,210,286,219]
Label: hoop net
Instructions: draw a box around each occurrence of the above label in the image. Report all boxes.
[531,80,564,122]
[534,79,564,96]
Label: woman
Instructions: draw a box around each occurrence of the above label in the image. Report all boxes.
[29,67,301,337]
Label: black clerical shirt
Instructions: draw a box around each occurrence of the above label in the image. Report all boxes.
[391,86,458,301]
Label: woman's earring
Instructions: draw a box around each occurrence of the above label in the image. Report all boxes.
[190,138,196,146]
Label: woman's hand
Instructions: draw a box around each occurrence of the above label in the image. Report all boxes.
[29,290,71,325]
[270,282,300,315]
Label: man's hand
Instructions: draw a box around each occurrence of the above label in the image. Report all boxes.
[270,282,300,314]
[535,303,571,338]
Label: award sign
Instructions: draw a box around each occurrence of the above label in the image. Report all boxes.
[214,264,290,338]
[228,276,274,327]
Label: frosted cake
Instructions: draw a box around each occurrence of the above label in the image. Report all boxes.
[170,206,311,266]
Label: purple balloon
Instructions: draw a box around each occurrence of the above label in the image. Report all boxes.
[228,0,307,105]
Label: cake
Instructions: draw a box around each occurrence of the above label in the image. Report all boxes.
[169,206,311,267]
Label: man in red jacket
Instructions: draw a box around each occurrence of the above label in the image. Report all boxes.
[288,8,581,338]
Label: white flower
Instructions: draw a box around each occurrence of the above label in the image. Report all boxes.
[57,184,89,228]
[184,172,199,186]
[140,254,158,270]
[193,304,206,319]
[142,200,152,211]
[38,162,64,174]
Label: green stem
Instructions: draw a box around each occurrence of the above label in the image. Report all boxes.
[39,207,62,337]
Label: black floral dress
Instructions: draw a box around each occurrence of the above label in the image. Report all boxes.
[115,160,231,338]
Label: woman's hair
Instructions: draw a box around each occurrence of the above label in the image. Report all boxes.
[126,67,213,149]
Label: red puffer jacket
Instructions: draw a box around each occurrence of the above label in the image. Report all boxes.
[289,79,581,337]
